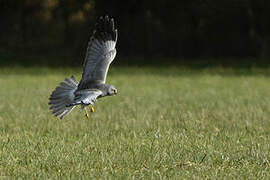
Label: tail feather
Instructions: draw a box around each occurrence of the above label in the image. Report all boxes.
[49,75,78,119]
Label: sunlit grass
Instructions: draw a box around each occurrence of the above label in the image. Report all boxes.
[0,66,270,178]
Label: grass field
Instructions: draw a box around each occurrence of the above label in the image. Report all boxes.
[0,65,270,179]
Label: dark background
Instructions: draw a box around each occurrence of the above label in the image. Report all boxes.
[1,0,270,66]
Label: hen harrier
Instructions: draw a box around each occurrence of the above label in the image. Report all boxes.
[49,16,118,119]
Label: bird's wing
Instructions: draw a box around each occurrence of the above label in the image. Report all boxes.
[68,89,103,106]
[78,16,117,89]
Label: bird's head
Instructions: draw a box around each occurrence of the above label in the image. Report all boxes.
[108,85,117,96]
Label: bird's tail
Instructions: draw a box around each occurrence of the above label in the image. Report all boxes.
[49,75,78,119]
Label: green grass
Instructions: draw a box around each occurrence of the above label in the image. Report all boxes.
[0,65,270,179]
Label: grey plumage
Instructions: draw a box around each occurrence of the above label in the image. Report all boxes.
[79,15,117,88]
[49,76,78,119]
[49,15,118,119]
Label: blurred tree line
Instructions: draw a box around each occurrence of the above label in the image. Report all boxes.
[0,0,270,64]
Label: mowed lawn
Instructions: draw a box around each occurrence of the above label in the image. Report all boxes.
[0,65,270,179]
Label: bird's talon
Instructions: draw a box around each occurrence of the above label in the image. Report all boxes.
[85,109,89,118]
[90,106,95,113]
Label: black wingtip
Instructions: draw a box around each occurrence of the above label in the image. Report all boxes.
[94,15,117,42]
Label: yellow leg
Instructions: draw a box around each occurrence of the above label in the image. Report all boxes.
[85,108,89,118]
[90,106,95,113]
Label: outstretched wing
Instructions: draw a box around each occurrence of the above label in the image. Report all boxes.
[78,16,118,90]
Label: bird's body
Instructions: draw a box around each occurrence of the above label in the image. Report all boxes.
[49,16,118,119]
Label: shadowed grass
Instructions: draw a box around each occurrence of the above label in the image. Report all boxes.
[0,66,270,179]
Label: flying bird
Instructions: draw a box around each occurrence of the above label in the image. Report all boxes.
[49,15,118,119]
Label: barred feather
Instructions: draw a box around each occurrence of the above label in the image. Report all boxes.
[49,76,78,119]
